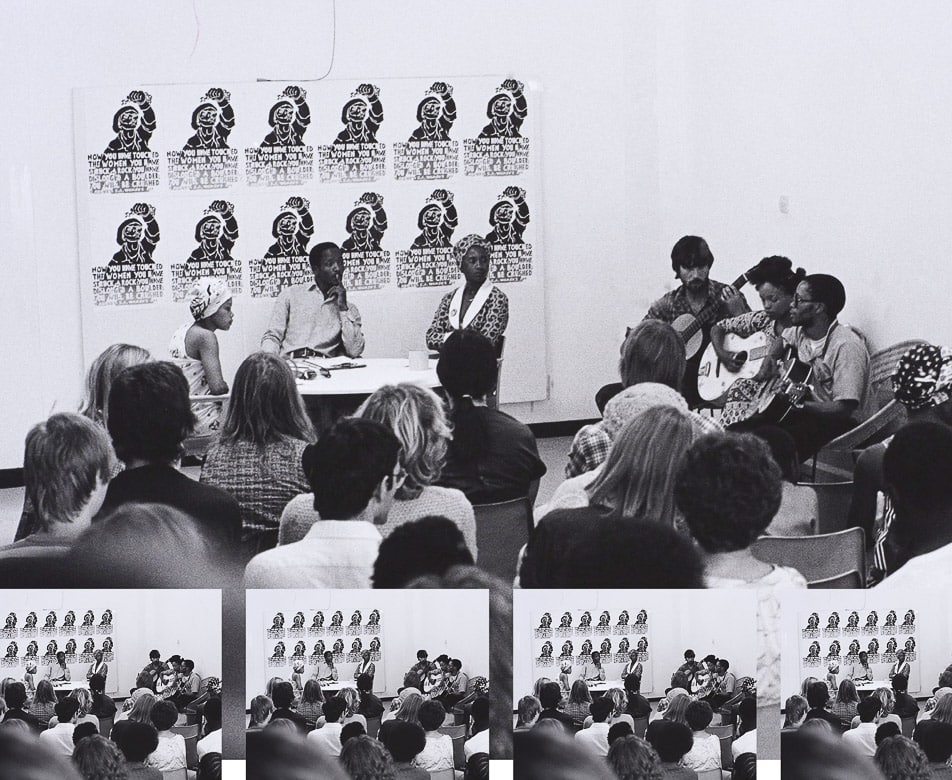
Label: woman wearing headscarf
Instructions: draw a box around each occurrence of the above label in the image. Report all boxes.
[425,234,509,353]
[169,276,234,434]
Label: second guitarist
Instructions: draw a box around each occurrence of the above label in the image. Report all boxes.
[708,257,806,425]
[729,273,870,461]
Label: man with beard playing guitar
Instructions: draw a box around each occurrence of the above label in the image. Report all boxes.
[644,236,750,407]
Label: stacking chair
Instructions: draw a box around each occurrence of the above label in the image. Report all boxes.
[365,715,381,738]
[751,528,866,586]
[429,770,455,780]
[696,771,723,780]
[632,715,649,738]
[808,569,863,588]
[707,723,735,740]
[486,336,506,410]
[162,769,187,780]
[719,735,734,770]
[794,479,854,535]
[473,496,532,581]
[98,715,114,737]
[901,716,917,737]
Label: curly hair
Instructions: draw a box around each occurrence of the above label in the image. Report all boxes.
[875,735,931,780]
[73,734,127,780]
[745,255,806,295]
[675,432,782,552]
[608,735,664,780]
[339,735,396,780]
[355,383,451,499]
[606,688,628,719]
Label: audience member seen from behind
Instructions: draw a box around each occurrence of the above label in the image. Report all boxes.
[783,727,886,780]
[168,277,235,434]
[245,418,403,588]
[875,734,932,780]
[372,515,474,588]
[200,351,315,560]
[607,734,664,780]
[539,403,696,523]
[0,414,112,586]
[247,727,349,780]
[111,719,162,779]
[95,361,242,563]
[436,329,546,503]
[874,422,952,589]
[350,383,477,558]
[339,734,395,780]
[519,509,704,588]
[249,694,274,729]
[514,728,618,780]
[682,700,720,772]
[307,695,346,756]
[0,729,83,780]
[912,719,952,778]
[644,719,697,779]
[146,699,186,772]
[14,343,150,543]
[378,718,431,779]
[676,432,805,588]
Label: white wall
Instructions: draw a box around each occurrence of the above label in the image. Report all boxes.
[4,0,952,467]
[780,590,951,701]
[513,590,757,701]
[245,589,488,702]
[0,589,221,695]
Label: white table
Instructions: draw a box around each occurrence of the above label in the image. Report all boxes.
[585,680,623,694]
[294,357,440,397]
[854,680,889,693]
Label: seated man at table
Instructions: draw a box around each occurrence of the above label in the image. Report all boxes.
[578,651,606,683]
[261,241,365,359]
[244,418,403,588]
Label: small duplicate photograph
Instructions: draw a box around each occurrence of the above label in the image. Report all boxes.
[244,588,491,779]
[512,589,758,780]
[0,588,223,778]
[780,588,952,780]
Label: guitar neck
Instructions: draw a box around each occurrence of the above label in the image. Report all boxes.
[679,271,752,342]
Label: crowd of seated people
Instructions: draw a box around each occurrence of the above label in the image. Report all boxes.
[783,669,952,777]
[0,328,545,595]
[515,667,756,779]
[246,674,491,779]
[0,678,222,779]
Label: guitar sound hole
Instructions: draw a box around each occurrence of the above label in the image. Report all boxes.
[735,351,748,362]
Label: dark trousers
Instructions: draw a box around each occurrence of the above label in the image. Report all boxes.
[728,410,856,463]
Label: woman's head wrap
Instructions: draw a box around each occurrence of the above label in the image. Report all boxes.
[453,234,492,264]
[892,344,952,411]
[187,277,231,321]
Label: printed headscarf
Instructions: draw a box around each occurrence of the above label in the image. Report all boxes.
[892,344,952,411]
[453,234,492,263]
[187,277,231,321]
[601,382,689,439]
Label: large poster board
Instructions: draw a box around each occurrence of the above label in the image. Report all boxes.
[263,603,385,694]
[798,605,920,693]
[1,607,119,694]
[531,605,653,693]
[73,77,546,403]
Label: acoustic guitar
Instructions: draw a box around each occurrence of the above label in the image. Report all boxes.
[754,354,814,423]
[669,266,759,360]
[696,331,771,402]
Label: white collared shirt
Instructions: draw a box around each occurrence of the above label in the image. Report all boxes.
[245,521,381,588]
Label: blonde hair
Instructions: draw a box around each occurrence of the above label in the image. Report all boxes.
[606,688,628,717]
[79,343,151,425]
[73,688,93,717]
[662,693,691,726]
[339,687,360,718]
[586,406,695,524]
[355,383,451,500]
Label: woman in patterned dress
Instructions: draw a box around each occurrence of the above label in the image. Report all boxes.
[425,234,508,353]
[709,256,806,426]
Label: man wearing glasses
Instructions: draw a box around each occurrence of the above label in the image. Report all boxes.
[732,273,869,459]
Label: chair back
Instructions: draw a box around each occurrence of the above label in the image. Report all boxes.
[696,771,723,780]
[473,497,532,581]
[795,480,853,535]
[751,527,866,586]
[451,733,467,769]
[429,770,455,780]
[98,715,114,737]
[901,715,916,738]
[162,769,188,780]
[365,715,381,738]
[720,734,734,770]
[486,336,506,409]
[439,723,467,739]
[707,723,735,739]
[632,715,648,738]
[808,569,863,589]
[183,731,199,770]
